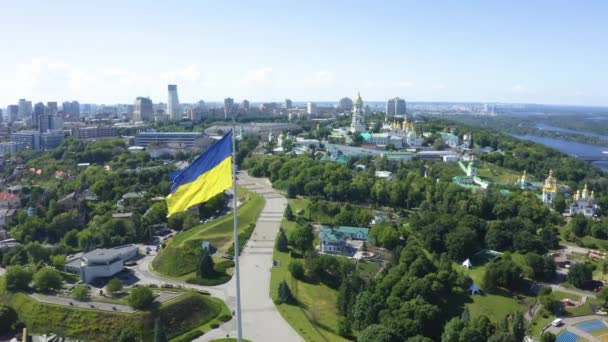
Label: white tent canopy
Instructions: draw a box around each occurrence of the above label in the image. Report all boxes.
[462,258,473,268]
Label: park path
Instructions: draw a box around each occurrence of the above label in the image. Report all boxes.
[196,171,303,341]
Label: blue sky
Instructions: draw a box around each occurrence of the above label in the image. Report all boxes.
[1,0,607,106]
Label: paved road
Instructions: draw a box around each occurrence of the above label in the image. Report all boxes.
[561,243,591,255]
[542,282,598,299]
[544,315,608,341]
[30,293,137,313]
[196,172,302,341]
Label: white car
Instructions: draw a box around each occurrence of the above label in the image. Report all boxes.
[551,318,563,327]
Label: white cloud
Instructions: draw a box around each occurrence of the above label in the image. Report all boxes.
[161,64,202,84]
[510,84,530,93]
[240,67,273,86]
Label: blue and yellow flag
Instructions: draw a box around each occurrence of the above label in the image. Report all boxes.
[166,131,233,216]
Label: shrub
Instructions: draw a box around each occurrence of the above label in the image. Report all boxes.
[127,287,155,309]
[106,278,123,296]
[72,284,90,301]
[289,260,305,280]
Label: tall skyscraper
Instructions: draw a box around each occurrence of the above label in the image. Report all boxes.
[306,102,317,116]
[33,102,45,129]
[18,99,32,120]
[285,99,293,109]
[167,84,181,120]
[242,99,250,111]
[133,97,153,122]
[386,97,406,117]
[39,114,64,133]
[46,102,58,115]
[7,105,18,122]
[224,98,235,118]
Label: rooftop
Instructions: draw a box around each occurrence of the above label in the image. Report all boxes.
[0,192,18,201]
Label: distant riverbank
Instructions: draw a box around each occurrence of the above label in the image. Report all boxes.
[513,134,608,171]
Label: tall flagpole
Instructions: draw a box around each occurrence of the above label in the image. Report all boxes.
[231,111,244,342]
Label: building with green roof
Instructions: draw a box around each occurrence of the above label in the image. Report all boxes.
[319,226,369,255]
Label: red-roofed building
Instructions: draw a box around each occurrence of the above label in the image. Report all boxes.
[0,191,20,208]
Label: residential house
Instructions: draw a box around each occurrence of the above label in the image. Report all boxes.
[319,226,370,255]
[0,191,20,208]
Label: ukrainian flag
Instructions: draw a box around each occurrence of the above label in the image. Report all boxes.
[166,131,233,216]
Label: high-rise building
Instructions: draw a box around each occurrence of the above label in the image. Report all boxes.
[386,97,406,117]
[7,105,19,123]
[285,99,293,109]
[224,98,235,118]
[18,99,32,120]
[133,97,153,122]
[39,114,64,133]
[167,84,181,120]
[350,93,366,133]
[33,102,45,129]
[46,102,58,115]
[242,99,250,111]
[307,102,317,116]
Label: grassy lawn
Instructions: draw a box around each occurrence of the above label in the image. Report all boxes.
[528,309,554,337]
[153,187,265,277]
[553,290,581,302]
[477,161,522,184]
[269,199,349,342]
[209,339,252,342]
[461,252,534,323]
[466,292,528,322]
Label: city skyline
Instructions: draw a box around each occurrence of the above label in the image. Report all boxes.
[1,1,608,107]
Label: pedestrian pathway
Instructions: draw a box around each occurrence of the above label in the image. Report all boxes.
[196,171,302,341]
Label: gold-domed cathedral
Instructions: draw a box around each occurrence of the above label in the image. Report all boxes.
[542,170,558,205]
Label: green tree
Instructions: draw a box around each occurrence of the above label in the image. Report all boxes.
[286,184,297,199]
[4,265,33,291]
[598,287,608,306]
[72,284,90,301]
[0,305,17,334]
[276,228,288,252]
[153,319,168,342]
[289,260,305,280]
[568,262,593,288]
[33,267,63,293]
[197,249,215,278]
[358,324,398,342]
[106,278,123,296]
[540,332,557,342]
[278,280,295,304]
[289,224,313,252]
[127,287,155,309]
[117,328,139,342]
[512,312,525,342]
[51,254,66,271]
[284,203,294,221]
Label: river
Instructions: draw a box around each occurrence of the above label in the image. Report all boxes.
[536,123,608,141]
[513,134,608,171]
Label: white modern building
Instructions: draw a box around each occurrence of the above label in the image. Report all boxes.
[65,244,138,283]
[167,84,181,120]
